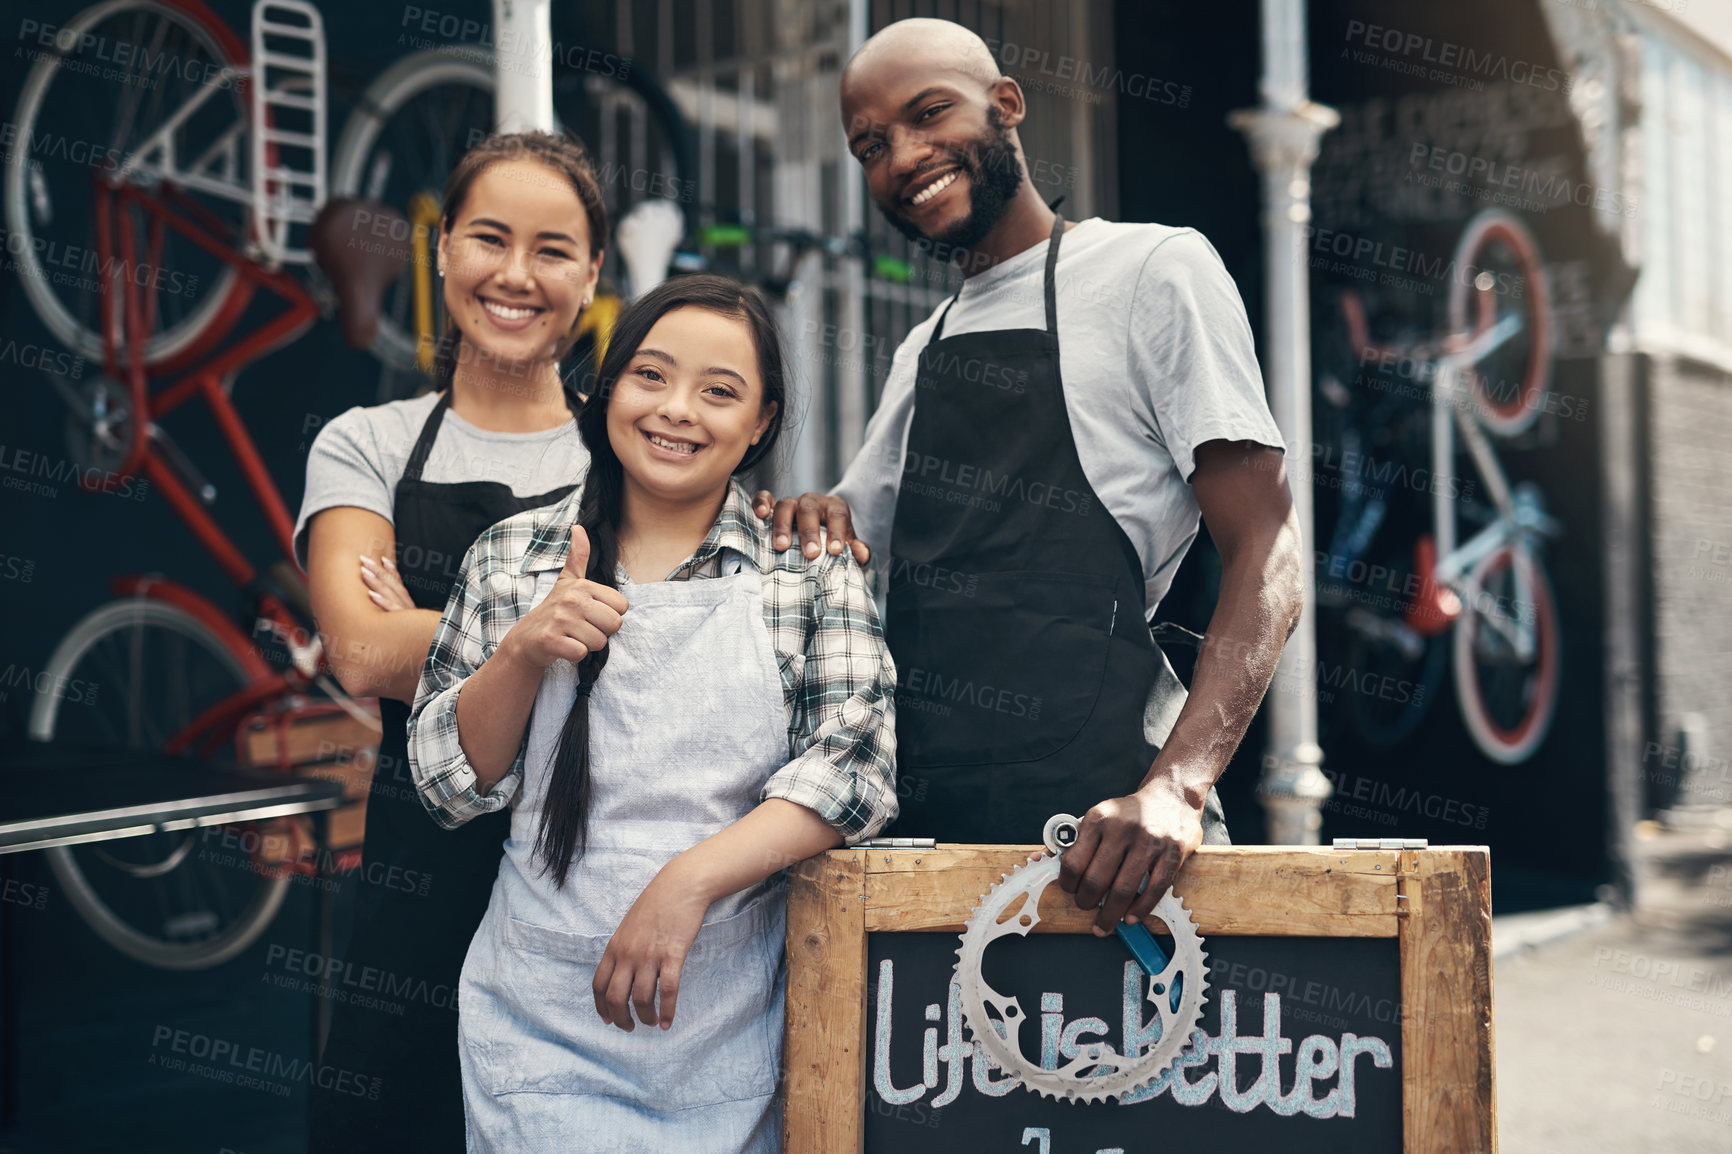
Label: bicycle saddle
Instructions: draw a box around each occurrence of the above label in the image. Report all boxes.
[257,560,316,631]
[309,198,411,351]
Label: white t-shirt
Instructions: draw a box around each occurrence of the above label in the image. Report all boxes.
[293,391,589,569]
[833,218,1285,618]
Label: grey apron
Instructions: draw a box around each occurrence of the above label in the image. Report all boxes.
[458,564,788,1153]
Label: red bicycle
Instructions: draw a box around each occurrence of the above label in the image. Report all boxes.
[12,0,498,968]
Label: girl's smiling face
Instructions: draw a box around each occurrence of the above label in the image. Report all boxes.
[437,158,601,371]
[607,306,778,505]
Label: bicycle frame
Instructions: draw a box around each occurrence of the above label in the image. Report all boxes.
[85,170,335,742]
[1427,313,1521,565]
[94,177,369,876]
[100,179,315,586]
[1427,316,1560,660]
[1340,290,1560,650]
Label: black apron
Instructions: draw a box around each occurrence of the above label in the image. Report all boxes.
[883,215,1229,846]
[309,393,577,1154]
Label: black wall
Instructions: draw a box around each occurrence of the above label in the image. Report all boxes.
[1116,0,1618,904]
[0,0,503,744]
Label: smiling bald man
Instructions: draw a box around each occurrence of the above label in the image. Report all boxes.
[759,18,1304,936]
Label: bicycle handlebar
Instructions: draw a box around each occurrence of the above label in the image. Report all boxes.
[1438,311,1522,370]
[1342,286,1524,372]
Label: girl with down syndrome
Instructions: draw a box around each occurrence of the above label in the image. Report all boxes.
[407,274,899,1151]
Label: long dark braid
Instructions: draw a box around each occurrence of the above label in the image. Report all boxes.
[532,437,624,885]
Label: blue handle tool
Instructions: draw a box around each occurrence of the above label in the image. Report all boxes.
[1115,919,1169,976]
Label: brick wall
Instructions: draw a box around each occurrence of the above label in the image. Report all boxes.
[1646,355,1732,808]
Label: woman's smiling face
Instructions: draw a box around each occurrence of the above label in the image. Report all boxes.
[607,306,777,505]
[437,158,601,371]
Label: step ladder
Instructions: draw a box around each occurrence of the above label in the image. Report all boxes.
[250,0,327,266]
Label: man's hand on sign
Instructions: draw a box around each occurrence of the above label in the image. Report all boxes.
[1053,440,1300,932]
[752,490,870,564]
[1056,776,1205,935]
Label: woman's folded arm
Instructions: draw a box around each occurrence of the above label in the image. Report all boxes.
[406,537,529,828]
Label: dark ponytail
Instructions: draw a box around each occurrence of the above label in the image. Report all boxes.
[534,274,788,886]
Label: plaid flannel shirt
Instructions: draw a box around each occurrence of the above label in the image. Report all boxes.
[406,480,900,843]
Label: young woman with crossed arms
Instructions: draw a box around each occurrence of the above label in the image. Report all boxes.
[298,130,604,1151]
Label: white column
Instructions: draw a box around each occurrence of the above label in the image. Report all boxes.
[492,0,555,133]
[1228,0,1337,845]
[835,0,871,467]
[773,58,825,498]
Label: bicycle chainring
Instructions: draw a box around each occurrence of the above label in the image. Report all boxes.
[952,853,1209,1104]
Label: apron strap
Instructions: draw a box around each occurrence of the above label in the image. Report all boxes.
[1150,620,1205,650]
[928,293,959,343]
[927,213,1066,343]
[401,392,453,484]
[1043,212,1064,336]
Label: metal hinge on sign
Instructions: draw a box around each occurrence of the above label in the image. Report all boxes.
[1332,838,1428,849]
[1333,839,1427,920]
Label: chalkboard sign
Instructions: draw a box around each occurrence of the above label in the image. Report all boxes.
[783,845,1493,1154]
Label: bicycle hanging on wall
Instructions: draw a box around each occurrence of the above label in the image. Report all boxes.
[6,0,514,969]
[9,0,914,968]
[1319,208,1561,766]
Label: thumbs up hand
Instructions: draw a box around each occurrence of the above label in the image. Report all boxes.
[501,524,631,671]
[564,524,591,580]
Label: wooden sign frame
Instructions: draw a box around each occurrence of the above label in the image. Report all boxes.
[783,844,1494,1154]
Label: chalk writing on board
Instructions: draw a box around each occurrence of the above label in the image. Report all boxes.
[872,959,1394,1118]
[1020,1127,1122,1154]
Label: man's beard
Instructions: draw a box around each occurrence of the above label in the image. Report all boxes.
[879,109,1023,258]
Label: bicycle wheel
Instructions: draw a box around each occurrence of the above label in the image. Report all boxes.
[1452,545,1561,765]
[28,597,292,970]
[329,48,495,371]
[5,0,253,366]
[1448,209,1552,437]
[1344,619,1448,749]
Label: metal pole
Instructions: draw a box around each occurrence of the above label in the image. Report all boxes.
[836,0,870,468]
[1228,0,1338,844]
[493,0,555,133]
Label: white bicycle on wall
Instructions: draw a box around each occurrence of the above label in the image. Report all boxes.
[1332,209,1562,766]
[7,0,507,377]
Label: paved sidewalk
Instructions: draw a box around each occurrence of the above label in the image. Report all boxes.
[1495,817,1732,1153]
